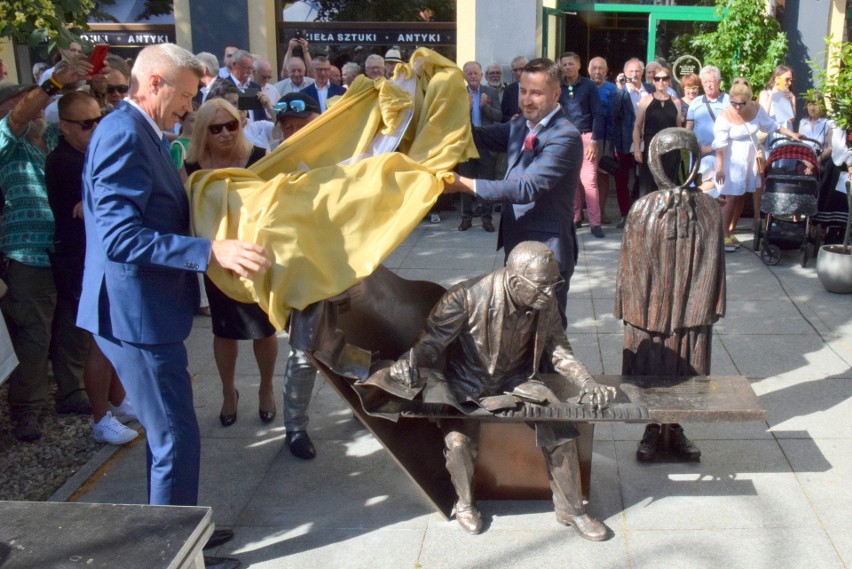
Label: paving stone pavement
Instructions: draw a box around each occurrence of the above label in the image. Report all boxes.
[66,205,852,569]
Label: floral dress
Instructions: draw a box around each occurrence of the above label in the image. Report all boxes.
[712,106,777,196]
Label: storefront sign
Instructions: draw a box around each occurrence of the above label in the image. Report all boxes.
[283,28,455,46]
[79,30,175,47]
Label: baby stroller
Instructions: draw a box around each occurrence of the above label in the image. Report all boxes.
[753,136,822,266]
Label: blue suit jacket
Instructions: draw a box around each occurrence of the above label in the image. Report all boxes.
[78,101,211,345]
[473,107,582,271]
[300,82,347,111]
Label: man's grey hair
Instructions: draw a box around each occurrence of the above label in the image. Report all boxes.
[195,52,219,76]
[511,55,529,68]
[229,49,253,68]
[699,65,721,82]
[365,54,384,67]
[485,62,502,74]
[342,61,361,75]
[624,57,644,72]
[463,61,482,73]
[131,44,203,87]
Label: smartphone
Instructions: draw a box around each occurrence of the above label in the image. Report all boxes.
[89,44,109,74]
[295,29,303,40]
[237,88,264,111]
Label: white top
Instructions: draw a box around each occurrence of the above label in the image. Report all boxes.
[712,107,777,195]
[273,77,315,96]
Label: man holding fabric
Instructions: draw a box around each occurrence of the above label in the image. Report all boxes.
[444,57,582,326]
[79,43,269,511]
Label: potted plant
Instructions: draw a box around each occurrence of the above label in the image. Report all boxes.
[810,38,852,293]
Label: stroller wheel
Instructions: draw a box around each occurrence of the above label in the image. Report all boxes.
[761,244,782,265]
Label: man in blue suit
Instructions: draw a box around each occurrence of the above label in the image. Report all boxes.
[445,57,582,326]
[301,56,346,113]
[79,44,270,510]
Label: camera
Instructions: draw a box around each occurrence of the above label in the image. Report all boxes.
[295,29,304,40]
[618,76,627,85]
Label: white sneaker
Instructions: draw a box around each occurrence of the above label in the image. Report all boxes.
[110,398,138,423]
[93,412,139,445]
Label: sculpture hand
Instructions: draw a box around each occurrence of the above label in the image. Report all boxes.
[577,382,617,411]
[389,357,420,388]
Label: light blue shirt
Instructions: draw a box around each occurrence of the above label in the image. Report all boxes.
[687,93,730,150]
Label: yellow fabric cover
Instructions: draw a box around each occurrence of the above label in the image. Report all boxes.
[188,48,477,330]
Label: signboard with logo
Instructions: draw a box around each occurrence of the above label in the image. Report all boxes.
[673,55,702,78]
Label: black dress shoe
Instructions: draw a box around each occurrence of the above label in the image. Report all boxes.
[204,529,234,549]
[458,219,472,231]
[482,219,495,232]
[286,430,316,460]
[203,555,241,569]
[219,390,239,427]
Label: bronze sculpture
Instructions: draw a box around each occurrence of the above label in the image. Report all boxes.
[389,241,616,539]
[615,128,726,462]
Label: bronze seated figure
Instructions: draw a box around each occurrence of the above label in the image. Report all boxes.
[387,241,616,539]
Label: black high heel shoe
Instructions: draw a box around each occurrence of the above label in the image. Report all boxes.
[259,405,277,423]
[219,389,239,427]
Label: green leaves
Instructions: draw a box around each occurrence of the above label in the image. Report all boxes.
[807,37,852,131]
[0,0,95,55]
[691,0,787,89]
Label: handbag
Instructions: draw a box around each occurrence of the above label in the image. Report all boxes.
[748,124,766,174]
[598,142,620,175]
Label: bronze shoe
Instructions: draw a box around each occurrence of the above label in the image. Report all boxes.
[557,513,611,541]
[636,423,661,462]
[669,424,701,460]
[453,501,483,534]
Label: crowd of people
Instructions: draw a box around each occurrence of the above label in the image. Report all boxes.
[1,36,851,564]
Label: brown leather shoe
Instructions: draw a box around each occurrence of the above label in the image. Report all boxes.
[557,513,611,541]
[453,501,483,534]
[458,219,472,231]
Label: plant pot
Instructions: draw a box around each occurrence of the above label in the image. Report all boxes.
[816,244,852,293]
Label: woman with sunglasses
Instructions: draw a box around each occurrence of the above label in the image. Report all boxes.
[632,67,683,195]
[713,79,801,251]
[184,98,278,427]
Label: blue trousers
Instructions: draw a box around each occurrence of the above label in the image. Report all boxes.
[95,335,200,506]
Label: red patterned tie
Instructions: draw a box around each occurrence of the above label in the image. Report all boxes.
[523,132,536,152]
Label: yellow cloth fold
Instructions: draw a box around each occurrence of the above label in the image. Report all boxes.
[188,48,477,330]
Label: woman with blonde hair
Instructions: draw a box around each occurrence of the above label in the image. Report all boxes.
[713,78,801,251]
[184,98,278,427]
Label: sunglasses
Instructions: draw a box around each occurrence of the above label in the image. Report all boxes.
[565,84,574,99]
[515,273,565,296]
[730,101,747,108]
[653,76,671,82]
[106,84,129,95]
[274,99,307,114]
[61,116,103,131]
[208,119,239,135]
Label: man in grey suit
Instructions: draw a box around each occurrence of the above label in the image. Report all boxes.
[445,58,582,326]
[457,61,503,233]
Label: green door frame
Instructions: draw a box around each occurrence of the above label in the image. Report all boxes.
[552,3,721,64]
